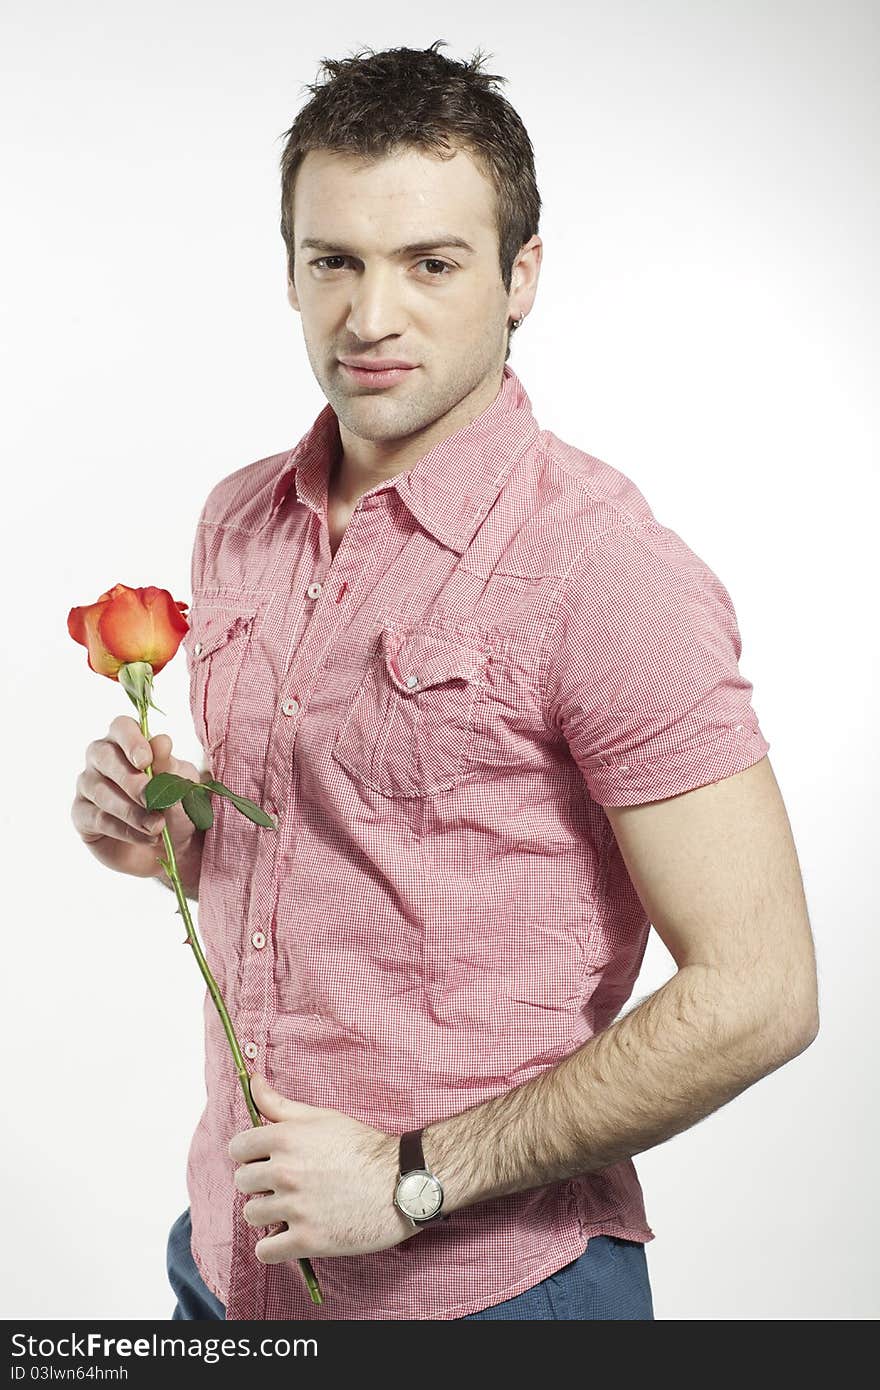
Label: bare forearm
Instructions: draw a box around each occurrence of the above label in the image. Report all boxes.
[423,962,816,1214]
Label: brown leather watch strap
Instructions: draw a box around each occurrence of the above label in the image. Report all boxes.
[399,1128,425,1174]
[398,1127,450,1221]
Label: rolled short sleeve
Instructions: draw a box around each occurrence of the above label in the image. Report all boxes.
[541,519,770,807]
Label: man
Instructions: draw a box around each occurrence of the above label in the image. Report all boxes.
[74,41,818,1321]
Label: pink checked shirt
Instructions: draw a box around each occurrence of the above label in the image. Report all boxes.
[182,364,770,1320]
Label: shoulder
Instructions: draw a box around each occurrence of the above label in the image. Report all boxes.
[197,448,294,532]
[494,427,664,579]
[524,431,728,597]
[534,428,655,532]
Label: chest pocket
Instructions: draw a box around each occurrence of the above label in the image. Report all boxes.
[331,626,489,798]
[183,601,260,759]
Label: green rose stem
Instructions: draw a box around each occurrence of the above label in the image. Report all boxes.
[130,676,323,1307]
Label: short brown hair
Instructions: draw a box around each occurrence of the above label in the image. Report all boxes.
[277,40,541,360]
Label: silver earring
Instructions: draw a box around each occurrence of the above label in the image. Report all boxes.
[510,313,525,331]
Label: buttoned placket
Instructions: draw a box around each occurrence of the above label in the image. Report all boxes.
[226,483,400,1321]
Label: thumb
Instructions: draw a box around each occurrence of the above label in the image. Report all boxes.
[148,733,174,771]
[249,1072,288,1117]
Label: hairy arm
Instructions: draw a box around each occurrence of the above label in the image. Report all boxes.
[421,757,819,1213]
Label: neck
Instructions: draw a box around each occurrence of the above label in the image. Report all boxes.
[331,365,505,510]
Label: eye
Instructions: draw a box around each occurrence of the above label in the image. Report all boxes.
[310,256,454,277]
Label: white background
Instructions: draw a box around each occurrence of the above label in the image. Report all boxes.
[1,0,876,1320]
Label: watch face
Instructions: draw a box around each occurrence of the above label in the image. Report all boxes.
[396,1170,442,1219]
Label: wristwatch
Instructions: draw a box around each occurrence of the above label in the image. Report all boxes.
[393,1128,449,1228]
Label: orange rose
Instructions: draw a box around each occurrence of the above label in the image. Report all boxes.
[67,583,189,679]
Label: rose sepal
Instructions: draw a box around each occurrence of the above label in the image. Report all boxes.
[117,661,166,716]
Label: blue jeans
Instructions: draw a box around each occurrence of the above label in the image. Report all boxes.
[166,1206,654,1320]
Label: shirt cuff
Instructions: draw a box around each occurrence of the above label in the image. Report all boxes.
[584,724,771,808]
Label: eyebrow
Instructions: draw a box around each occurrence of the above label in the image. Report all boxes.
[299,235,476,256]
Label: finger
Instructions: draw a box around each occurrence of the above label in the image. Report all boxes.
[233,1158,275,1195]
[107,715,154,770]
[99,728,152,783]
[254,1228,300,1264]
[148,733,173,768]
[228,1124,279,1163]
[242,1194,287,1229]
[84,746,165,827]
[78,772,166,834]
[106,718,172,774]
[73,796,165,844]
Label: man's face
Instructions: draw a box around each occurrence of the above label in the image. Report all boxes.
[287,145,529,448]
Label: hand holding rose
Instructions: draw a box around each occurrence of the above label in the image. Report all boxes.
[229,1075,417,1262]
[72,717,205,885]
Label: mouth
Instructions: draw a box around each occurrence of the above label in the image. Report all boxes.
[338,360,418,389]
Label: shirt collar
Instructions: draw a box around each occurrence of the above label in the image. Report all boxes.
[268,364,541,555]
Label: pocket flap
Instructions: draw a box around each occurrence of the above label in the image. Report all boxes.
[185,609,257,662]
[381,627,487,693]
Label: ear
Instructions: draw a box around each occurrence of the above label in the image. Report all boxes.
[287,271,300,313]
[508,234,543,322]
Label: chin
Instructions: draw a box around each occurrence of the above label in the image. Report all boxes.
[343,396,432,438]
[339,413,416,443]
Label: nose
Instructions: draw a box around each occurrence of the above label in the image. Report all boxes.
[345,265,407,343]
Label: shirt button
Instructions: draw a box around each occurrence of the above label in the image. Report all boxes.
[194,641,202,655]
[243,1041,259,1059]
[281,697,300,716]
[251,931,266,949]
[307,582,323,599]
[405,674,419,689]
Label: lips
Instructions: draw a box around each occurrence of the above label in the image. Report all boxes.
[338,357,416,371]
[338,360,417,388]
